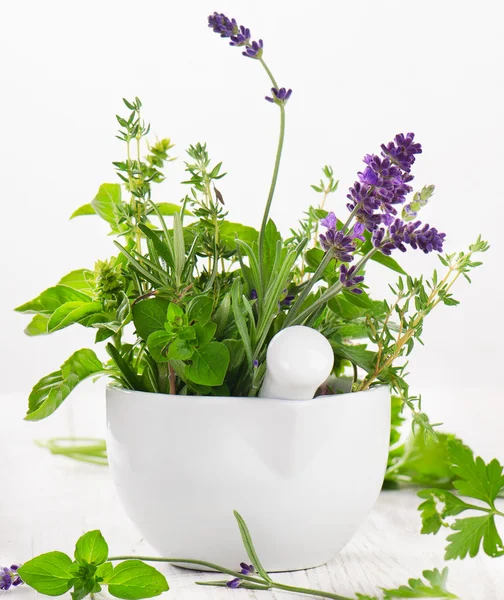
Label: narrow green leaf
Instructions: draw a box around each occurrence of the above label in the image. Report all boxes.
[47,301,102,333]
[233,511,272,582]
[106,344,145,391]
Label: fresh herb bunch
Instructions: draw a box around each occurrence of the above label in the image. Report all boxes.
[16,11,487,438]
[8,511,458,600]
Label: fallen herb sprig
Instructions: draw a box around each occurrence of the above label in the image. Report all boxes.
[11,512,457,600]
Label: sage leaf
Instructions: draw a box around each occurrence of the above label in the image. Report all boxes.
[26,349,103,421]
[74,530,109,566]
[18,551,76,596]
[233,511,272,582]
[107,560,169,599]
[132,298,169,340]
[185,342,229,386]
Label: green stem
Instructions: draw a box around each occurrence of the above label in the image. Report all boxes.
[341,205,359,234]
[107,556,353,600]
[259,57,279,88]
[283,248,335,327]
[290,248,377,326]
[259,103,286,256]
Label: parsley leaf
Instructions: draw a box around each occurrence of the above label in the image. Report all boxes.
[418,440,504,560]
[382,568,457,598]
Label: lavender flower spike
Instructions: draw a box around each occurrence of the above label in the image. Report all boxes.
[240,562,255,575]
[0,565,23,591]
[226,577,241,588]
[208,12,264,59]
[265,87,292,104]
[319,212,355,263]
[339,264,365,294]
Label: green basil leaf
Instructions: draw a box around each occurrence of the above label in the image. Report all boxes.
[70,203,96,219]
[132,298,169,341]
[166,302,184,324]
[154,202,192,216]
[167,338,195,361]
[15,285,92,315]
[47,301,103,333]
[187,296,213,324]
[193,322,217,347]
[24,314,50,336]
[71,577,97,600]
[74,530,108,566]
[185,342,229,386]
[147,330,173,362]
[107,560,169,599]
[96,562,114,582]
[219,221,258,252]
[18,551,75,596]
[26,349,103,421]
[91,183,122,228]
[58,269,95,293]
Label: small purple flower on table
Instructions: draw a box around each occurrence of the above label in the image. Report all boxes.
[0,565,23,591]
[240,562,255,575]
[226,577,241,588]
[265,87,292,105]
[339,264,365,295]
[319,212,355,263]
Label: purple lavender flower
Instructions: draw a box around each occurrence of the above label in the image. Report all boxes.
[227,578,241,588]
[253,359,259,368]
[381,132,422,173]
[208,12,263,59]
[265,87,292,104]
[208,12,237,38]
[339,265,365,294]
[250,289,258,300]
[240,563,255,575]
[373,219,446,255]
[346,134,421,232]
[0,566,23,591]
[243,39,263,58]
[319,212,355,262]
[352,222,365,241]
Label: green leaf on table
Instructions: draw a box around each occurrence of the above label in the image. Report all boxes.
[70,578,97,600]
[382,567,457,598]
[70,203,96,219]
[18,551,76,596]
[185,342,229,386]
[74,530,109,566]
[417,489,471,535]
[445,515,504,560]
[15,285,92,315]
[449,441,504,505]
[24,314,50,336]
[26,349,103,421]
[47,301,103,333]
[132,298,169,340]
[58,269,95,293]
[107,560,169,599]
[233,510,272,583]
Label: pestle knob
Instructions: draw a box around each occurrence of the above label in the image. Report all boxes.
[258,326,334,400]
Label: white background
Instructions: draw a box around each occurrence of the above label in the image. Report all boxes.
[1,1,503,447]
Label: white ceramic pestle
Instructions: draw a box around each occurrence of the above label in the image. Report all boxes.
[258,325,334,400]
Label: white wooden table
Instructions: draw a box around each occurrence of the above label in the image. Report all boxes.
[2,385,504,600]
